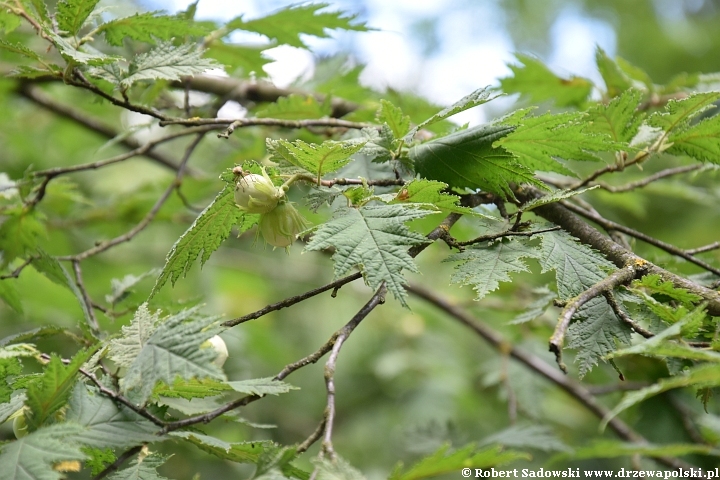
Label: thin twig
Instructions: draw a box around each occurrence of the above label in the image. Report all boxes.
[224,212,464,327]
[90,445,144,480]
[72,260,101,338]
[561,201,720,276]
[17,84,187,173]
[550,266,640,372]
[603,291,654,339]
[686,241,720,256]
[514,186,720,317]
[39,353,166,427]
[585,382,650,395]
[406,282,695,470]
[162,286,387,434]
[157,117,372,136]
[297,418,327,454]
[594,164,705,193]
[32,126,218,179]
[446,225,561,250]
[58,134,204,261]
[0,258,34,280]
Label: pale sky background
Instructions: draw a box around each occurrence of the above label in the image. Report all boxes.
[141,0,618,125]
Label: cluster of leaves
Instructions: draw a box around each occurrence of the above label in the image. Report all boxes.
[1,0,720,477]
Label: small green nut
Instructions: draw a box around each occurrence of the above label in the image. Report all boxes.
[202,335,228,367]
[234,170,284,214]
[259,202,308,248]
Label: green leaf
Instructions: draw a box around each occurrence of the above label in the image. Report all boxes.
[205,42,270,77]
[305,205,435,306]
[83,447,116,476]
[56,0,100,36]
[585,89,644,143]
[47,31,118,66]
[105,269,159,305]
[377,100,411,139]
[171,431,273,463]
[226,378,298,396]
[447,237,541,300]
[495,111,618,176]
[0,423,87,480]
[153,377,232,400]
[21,0,50,23]
[409,124,544,199]
[519,186,599,213]
[616,56,655,92]
[0,39,41,61]
[632,274,703,306]
[608,304,711,361]
[389,179,484,216]
[268,139,365,180]
[120,41,220,88]
[666,111,720,165]
[390,444,529,480]
[480,424,572,453]
[120,306,225,405]
[408,86,502,139]
[108,304,160,368]
[538,229,616,299]
[107,453,170,480]
[0,210,46,266]
[648,92,720,134]
[508,286,555,324]
[228,3,369,49]
[32,249,93,326]
[537,229,630,376]
[499,53,593,108]
[0,357,22,403]
[567,298,633,377]
[0,390,28,424]
[0,280,22,313]
[150,186,254,297]
[313,456,365,480]
[97,12,210,46]
[66,383,162,448]
[256,94,331,120]
[595,47,634,98]
[25,348,95,431]
[0,10,22,34]
[601,363,720,431]
[554,440,718,462]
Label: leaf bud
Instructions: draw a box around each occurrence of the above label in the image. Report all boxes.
[234,170,284,214]
[259,202,308,248]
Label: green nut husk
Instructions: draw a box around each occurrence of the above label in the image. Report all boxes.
[259,201,308,248]
[234,169,284,214]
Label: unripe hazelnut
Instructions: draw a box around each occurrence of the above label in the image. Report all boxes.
[234,171,284,214]
[259,202,308,248]
[202,335,228,367]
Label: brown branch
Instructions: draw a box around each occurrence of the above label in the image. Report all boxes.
[595,164,705,193]
[157,117,372,136]
[17,84,187,173]
[161,285,387,434]
[686,241,720,256]
[71,260,101,338]
[58,134,203,261]
[446,225,561,250]
[225,212,465,328]
[297,418,327,454]
[561,200,720,276]
[513,189,720,316]
[172,76,359,118]
[406,282,695,470]
[550,266,640,372]
[90,445,144,480]
[0,258,34,280]
[603,291,654,339]
[32,126,219,179]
